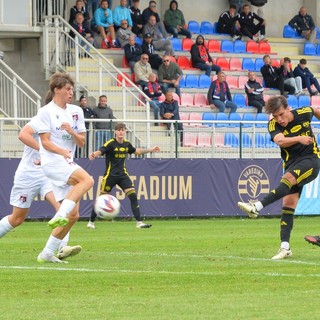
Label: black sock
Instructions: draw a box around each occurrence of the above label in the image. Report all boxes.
[261,178,292,207]
[127,190,141,221]
[280,207,294,243]
[90,207,97,222]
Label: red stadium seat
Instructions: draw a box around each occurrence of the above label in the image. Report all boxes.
[182,38,194,51]
[246,40,259,53]
[226,75,238,89]
[183,132,198,147]
[177,56,192,69]
[117,73,132,86]
[180,93,194,107]
[238,75,248,89]
[311,95,320,106]
[197,132,212,147]
[122,56,129,68]
[215,57,230,70]
[259,41,271,54]
[189,112,203,126]
[229,57,242,71]
[207,39,221,52]
[194,93,208,107]
[213,134,224,147]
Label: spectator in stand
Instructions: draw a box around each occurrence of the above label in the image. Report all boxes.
[239,3,267,42]
[69,0,91,29]
[124,35,142,72]
[116,19,135,47]
[248,0,267,18]
[229,0,245,13]
[260,54,295,96]
[143,15,175,56]
[91,0,117,48]
[164,1,191,39]
[293,58,320,96]
[86,0,101,18]
[112,0,133,31]
[142,1,168,37]
[143,73,162,125]
[141,33,163,70]
[160,91,183,145]
[207,71,237,113]
[245,71,265,113]
[70,12,96,54]
[190,35,221,77]
[129,0,143,37]
[158,55,183,97]
[134,53,152,88]
[279,57,304,96]
[93,95,115,149]
[288,7,316,44]
[217,5,242,41]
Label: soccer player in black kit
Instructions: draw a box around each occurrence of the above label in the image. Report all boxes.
[238,95,320,260]
[87,122,160,229]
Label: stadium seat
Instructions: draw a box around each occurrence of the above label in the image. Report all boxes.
[286,95,298,109]
[171,38,182,51]
[158,94,165,102]
[202,112,215,127]
[226,75,238,89]
[271,59,280,68]
[265,133,277,148]
[255,133,265,148]
[179,112,189,121]
[172,92,180,104]
[233,93,246,107]
[215,112,229,127]
[238,76,248,89]
[131,73,136,84]
[207,39,221,52]
[221,40,234,53]
[316,44,320,55]
[298,95,311,107]
[263,94,271,103]
[242,113,255,127]
[304,42,316,55]
[200,21,213,34]
[116,72,132,86]
[242,58,255,71]
[135,37,142,46]
[254,58,264,71]
[283,25,298,38]
[197,132,212,147]
[229,112,242,127]
[179,75,186,88]
[215,57,230,70]
[233,40,246,53]
[183,132,198,147]
[317,133,320,145]
[194,93,208,107]
[213,133,224,147]
[241,133,252,148]
[122,56,129,68]
[255,113,268,128]
[246,40,259,53]
[224,133,239,147]
[212,22,219,34]
[182,38,194,51]
[177,56,192,69]
[311,116,320,128]
[229,57,242,71]
[185,74,199,88]
[188,20,200,34]
[189,112,202,126]
[180,93,194,107]
[259,41,271,54]
[311,95,320,106]
[198,75,211,88]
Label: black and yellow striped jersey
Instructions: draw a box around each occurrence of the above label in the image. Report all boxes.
[268,107,319,168]
[99,138,136,177]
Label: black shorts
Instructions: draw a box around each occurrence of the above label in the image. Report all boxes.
[101,174,134,193]
[286,156,320,195]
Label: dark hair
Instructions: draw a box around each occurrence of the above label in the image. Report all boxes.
[170,0,178,9]
[229,5,236,10]
[265,95,288,114]
[300,58,307,64]
[283,57,291,63]
[79,95,86,101]
[114,122,127,131]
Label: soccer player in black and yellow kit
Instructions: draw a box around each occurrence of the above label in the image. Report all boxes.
[87,122,160,229]
[238,95,320,259]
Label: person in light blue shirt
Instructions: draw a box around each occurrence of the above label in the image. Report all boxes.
[113,0,133,31]
[91,0,117,47]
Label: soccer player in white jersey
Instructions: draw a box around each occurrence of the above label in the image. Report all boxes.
[0,119,81,262]
[36,72,94,263]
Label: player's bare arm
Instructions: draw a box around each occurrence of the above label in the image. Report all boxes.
[60,122,85,148]
[134,146,160,155]
[18,124,39,151]
[273,132,313,148]
[39,132,72,159]
[89,150,102,160]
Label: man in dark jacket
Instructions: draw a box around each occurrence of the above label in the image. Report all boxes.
[124,35,142,72]
[288,7,316,43]
[217,5,242,41]
[207,71,237,113]
[293,58,320,96]
[248,0,267,18]
[141,33,163,69]
[130,0,143,36]
[190,35,221,77]
[245,71,264,113]
[260,55,295,96]
[69,0,91,29]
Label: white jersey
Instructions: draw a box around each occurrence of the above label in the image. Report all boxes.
[36,101,86,165]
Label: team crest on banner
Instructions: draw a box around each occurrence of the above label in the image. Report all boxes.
[238,165,270,202]
[20,195,27,203]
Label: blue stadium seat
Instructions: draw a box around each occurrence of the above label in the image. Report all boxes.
[212,22,219,34]
[255,113,268,128]
[316,43,320,55]
[135,37,142,46]
[179,75,186,88]
[254,58,264,72]
[215,112,229,127]
[241,133,252,148]
[233,40,246,53]
[242,113,255,128]
[298,95,311,108]
[198,74,211,88]
[233,94,246,107]
[188,20,200,34]
[312,116,320,128]
[224,133,239,147]
[229,112,242,127]
[283,25,298,38]
[185,75,199,88]
[202,112,215,127]
[255,133,265,148]
[171,38,182,51]
[242,58,255,71]
[265,133,277,148]
[304,42,316,55]
[221,40,234,53]
[316,27,320,39]
[200,21,213,34]
[317,133,320,145]
[286,95,298,109]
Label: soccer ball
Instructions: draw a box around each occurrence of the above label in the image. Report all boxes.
[94,194,121,220]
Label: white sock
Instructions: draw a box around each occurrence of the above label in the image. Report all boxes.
[254,201,263,211]
[0,216,14,238]
[281,241,290,250]
[55,199,76,219]
[42,235,62,256]
[59,232,70,250]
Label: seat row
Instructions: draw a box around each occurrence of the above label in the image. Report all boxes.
[283,25,320,39]
[303,42,320,56]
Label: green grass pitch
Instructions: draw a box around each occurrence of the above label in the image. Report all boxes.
[1,218,320,320]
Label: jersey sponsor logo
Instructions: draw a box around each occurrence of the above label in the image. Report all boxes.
[238,165,270,202]
[296,107,312,114]
[303,121,310,128]
[290,125,302,133]
[283,129,289,136]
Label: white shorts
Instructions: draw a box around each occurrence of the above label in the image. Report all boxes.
[53,184,73,202]
[10,173,53,208]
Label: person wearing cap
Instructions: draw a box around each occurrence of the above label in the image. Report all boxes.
[129,0,143,37]
[116,19,135,47]
[123,35,142,72]
[141,33,163,69]
[164,1,191,39]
